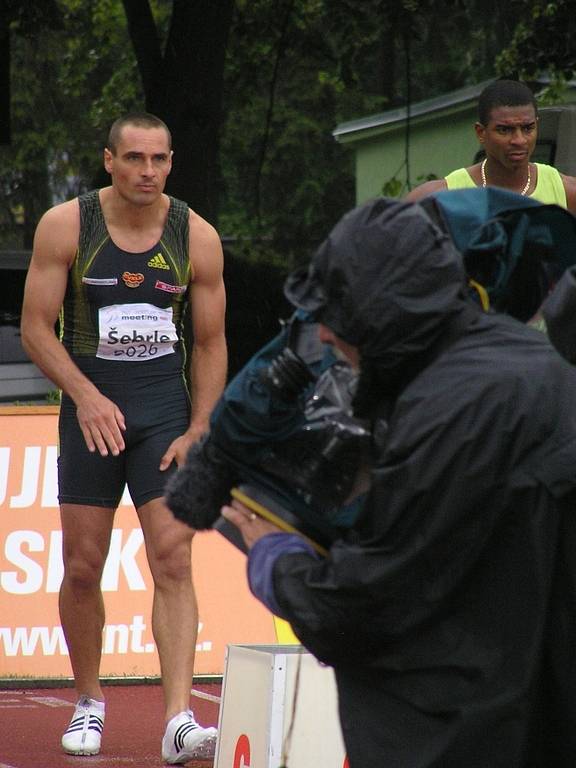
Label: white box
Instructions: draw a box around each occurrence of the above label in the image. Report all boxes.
[215,644,348,768]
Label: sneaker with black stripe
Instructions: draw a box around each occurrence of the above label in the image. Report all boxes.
[162,710,217,764]
[61,696,105,755]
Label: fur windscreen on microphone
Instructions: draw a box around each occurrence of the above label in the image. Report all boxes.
[165,437,237,530]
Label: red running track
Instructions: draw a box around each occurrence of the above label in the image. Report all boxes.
[0,682,221,768]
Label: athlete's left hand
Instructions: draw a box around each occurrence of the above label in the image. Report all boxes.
[159,424,207,470]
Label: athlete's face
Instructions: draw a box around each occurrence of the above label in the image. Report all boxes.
[475,104,538,170]
[103,125,173,206]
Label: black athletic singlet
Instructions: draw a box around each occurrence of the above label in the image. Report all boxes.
[58,190,193,508]
[60,189,191,379]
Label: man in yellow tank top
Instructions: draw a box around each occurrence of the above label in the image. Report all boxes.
[406,79,576,213]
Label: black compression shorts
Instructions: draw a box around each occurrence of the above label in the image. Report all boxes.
[58,374,190,509]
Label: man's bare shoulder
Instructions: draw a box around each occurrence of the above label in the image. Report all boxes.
[404,179,448,202]
[559,172,576,215]
[188,208,220,244]
[38,198,80,227]
[187,209,224,283]
[33,198,80,263]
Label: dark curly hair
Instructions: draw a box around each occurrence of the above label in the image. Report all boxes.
[478,80,538,125]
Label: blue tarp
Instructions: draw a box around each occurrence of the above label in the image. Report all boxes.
[424,187,576,320]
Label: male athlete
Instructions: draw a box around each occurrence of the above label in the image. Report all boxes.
[21,113,227,763]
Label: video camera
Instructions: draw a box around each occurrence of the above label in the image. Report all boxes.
[165,310,372,553]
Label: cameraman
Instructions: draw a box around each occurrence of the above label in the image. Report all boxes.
[222,197,576,768]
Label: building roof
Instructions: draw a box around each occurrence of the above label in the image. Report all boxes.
[333,80,493,143]
[333,76,576,145]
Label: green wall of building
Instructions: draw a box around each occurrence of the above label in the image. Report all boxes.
[353,107,478,203]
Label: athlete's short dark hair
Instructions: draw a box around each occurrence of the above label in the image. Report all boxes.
[107,112,172,154]
[478,80,538,125]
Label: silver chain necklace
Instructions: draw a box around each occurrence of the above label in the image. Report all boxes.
[481,158,531,196]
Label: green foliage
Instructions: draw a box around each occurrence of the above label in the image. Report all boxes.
[381,172,438,199]
[218,0,526,256]
[0,0,170,247]
[496,0,576,81]
[219,0,361,254]
[536,76,571,106]
[3,0,570,261]
[0,0,63,33]
[45,389,62,404]
[382,177,405,198]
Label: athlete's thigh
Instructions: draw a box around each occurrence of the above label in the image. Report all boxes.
[58,395,127,508]
[124,377,190,509]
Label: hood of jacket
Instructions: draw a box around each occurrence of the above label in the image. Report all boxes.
[285,197,475,403]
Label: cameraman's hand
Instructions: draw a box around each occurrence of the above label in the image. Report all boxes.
[221,499,283,550]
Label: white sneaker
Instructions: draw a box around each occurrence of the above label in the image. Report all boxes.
[61,696,105,755]
[162,710,217,764]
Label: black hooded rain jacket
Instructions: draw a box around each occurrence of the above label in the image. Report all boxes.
[262,199,576,767]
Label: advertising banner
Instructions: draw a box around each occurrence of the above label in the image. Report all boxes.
[0,408,294,679]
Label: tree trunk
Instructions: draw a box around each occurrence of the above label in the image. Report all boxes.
[21,151,51,248]
[0,13,10,144]
[122,0,234,224]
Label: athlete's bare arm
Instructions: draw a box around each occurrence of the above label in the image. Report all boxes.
[159,211,227,469]
[20,201,126,457]
[561,173,576,216]
[404,178,448,202]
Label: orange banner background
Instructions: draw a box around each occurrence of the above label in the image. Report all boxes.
[0,408,289,679]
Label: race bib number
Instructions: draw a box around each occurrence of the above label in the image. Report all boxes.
[97,303,178,361]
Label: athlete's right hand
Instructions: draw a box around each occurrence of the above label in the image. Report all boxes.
[75,392,127,456]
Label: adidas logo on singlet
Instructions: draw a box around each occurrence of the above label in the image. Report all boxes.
[148,253,170,270]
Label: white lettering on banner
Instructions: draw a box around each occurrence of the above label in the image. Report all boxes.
[103,615,150,654]
[0,446,9,505]
[121,484,133,506]
[0,625,68,657]
[1,530,44,594]
[1,529,144,594]
[41,445,59,507]
[0,617,214,659]
[101,528,146,591]
[196,622,212,652]
[103,623,130,654]
[0,445,59,509]
[129,614,149,653]
[0,617,153,657]
[9,446,41,508]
